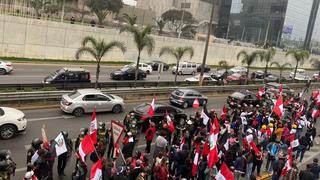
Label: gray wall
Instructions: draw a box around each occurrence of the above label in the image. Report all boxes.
[0,14,318,67]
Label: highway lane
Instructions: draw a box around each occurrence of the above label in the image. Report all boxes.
[0,63,317,84]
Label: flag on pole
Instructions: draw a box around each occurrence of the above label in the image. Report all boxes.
[89,107,98,144]
[273,95,284,117]
[31,150,39,164]
[201,109,210,125]
[54,132,67,156]
[281,147,292,176]
[148,96,156,117]
[192,144,200,177]
[193,98,200,109]
[208,117,219,168]
[76,135,95,164]
[215,162,235,180]
[166,111,175,133]
[41,125,50,149]
[90,159,103,180]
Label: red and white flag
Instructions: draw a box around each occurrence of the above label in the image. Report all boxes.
[76,135,95,164]
[273,95,284,117]
[311,107,319,119]
[215,162,235,180]
[220,105,228,120]
[180,136,186,150]
[201,109,210,125]
[89,107,98,144]
[281,147,292,176]
[193,98,200,109]
[257,87,265,100]
[41,125,50,149]
[279,84,283,95]
[148,96,156,117]
[166,111,175,133]
[249,141,260,156]
[90,159,103,180]
[192,144,200,177]
[316,93,320,105]
[208,117,219,168]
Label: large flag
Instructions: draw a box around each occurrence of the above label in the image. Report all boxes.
[281,147,292,176]
[148,96,156,117]
[249,141,260,156]
[208,117,219,168]
[193,98,200,109]
[201,109,210,125]
[55,132,67,156]
[89,108,98,144]
[77,135,95,164]
[215,162,235,180]
[273,95,284,117]
[166,111,175,133]
[220,105,228,120]
[90,159,103,180]
[192,144,200,177]
[257,87,265,100]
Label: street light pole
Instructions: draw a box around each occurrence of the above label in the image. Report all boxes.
[178,0,187,38]
[199,0,215,86]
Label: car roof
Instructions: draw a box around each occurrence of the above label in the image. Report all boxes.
[76,88,102,94]
[62,67,89,72]
[176,89,199,94]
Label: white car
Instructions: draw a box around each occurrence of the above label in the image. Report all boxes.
[185,74,217,83]
[289,69,310,80]
[0,107,27,139]
[125,63,153,74]
[172,62,197,75]
[0,60,13,75]
[229,66,247,75]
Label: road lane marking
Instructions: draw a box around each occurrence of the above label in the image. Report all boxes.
[28,115,75,122]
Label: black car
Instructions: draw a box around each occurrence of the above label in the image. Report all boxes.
[170,89,208,108]
[227,91,260,108]
[251,70,266,79]
[196,64,211,72]
[147,61,169,71]
[211,69,233,80]
[264,74,286,82]
[133,103,188,130]
[43,67,91,84]
[110,66,147,80]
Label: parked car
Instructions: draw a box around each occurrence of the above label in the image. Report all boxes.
[289,69,310,80]
[185,74,217,83]
[0,107,27,139]
[211,69,233,80]
[110,66,147,80]
[196,63,211,72]
[229,66,247,75]
[226,73,247,82]
[169,89,208,108]
[147,61,169,71]
[264,74,286,82]
[264,82,294,97]
[313,73,320,81]
[172,62,197,75]
[43,67,91,84]
[251,70,265,79]
[125,63,153,74]
[227,91,259,108]
[0,60,13,75]
[60,89,125,117]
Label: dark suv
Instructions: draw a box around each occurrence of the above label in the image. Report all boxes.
[170,89,208,108]
[43,67,91,84]
[227,91,259,108]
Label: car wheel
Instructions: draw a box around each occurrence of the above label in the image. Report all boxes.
[183,102,188,109]
[179,71,182,75]
[0,68,6,75]
[146,70,150,74]
[0,124,17,140]
[73,108,84,117]
[112,105,122,114]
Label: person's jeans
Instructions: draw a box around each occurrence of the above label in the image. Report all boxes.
[145,140,152,153]
[253,160,263,175]
[265,155,275,172]
[246,163,253,179]
[296,145,307,162]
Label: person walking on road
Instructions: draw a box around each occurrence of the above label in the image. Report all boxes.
[299,164,315,180]
[57,131,72,177]
[145,122,156,154]
[309,158,320,179]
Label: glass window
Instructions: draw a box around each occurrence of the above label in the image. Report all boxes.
[83,95,96,101]
[0,108,4,116]
[56,74,65,80]
[192,64,196,68]
[68,91,81,99]
[187,64,192,68]
[182,65,186,68]
[185,93,194,97]
[67,73,76,80]
[95,94,110,101]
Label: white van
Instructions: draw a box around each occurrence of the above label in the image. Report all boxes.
[172,62,197,75]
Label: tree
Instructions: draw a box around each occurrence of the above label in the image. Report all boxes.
[258,48,276,75]
[159,46,194,85]
[29,0,51,18]
[285,49,310,80]
[122,13,137,26]
[310,58,320,77]
[75,36,126,88]
[121,25,155,87]
[161,9,194,37]
[218,60,229,72]
[237,50,260,83]
[270,62,292,83]
[154,17,167,35]
[86,0,123,25]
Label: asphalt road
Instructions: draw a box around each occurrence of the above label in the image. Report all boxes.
[0,63,317,84]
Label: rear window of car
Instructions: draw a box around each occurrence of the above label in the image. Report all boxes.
[68,91,81,99]
[230,92,245,99]
[136,103,150,112]
[0,108,4,116]
[174,90,184,96]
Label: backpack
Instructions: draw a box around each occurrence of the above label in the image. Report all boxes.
[270,144,278,156]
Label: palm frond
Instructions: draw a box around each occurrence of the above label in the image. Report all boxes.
[101,41,126,58]
[270,62,280,68]
[181,46,194,59]
[81,36,98,48]
[159,46,175,57]
[75,47,97,60]
[143,36,155,56]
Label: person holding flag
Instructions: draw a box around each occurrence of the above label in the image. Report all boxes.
[145,122,156,154]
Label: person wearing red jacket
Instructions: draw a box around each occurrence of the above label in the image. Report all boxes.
[145,122,156,154]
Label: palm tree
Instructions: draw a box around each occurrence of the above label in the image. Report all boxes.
[237,50,260,83]
[218,60,229,72]
[258,48,275,75]
[122,13,137,26]
[121,25,155,87]
[270,62,292,83]
[29,0,51,18]
[285,49,310,80]
[75,36,126,88]
[159,46,194,85]
[154,18,167,35]
[310,58,320,77]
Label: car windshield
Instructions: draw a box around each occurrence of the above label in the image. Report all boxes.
[0,108,4,116]
[174,90,184,96]
[68,91,81,99]
[50,69,64,78]
[136,103,150,112]
[217,70,225,74]
[231,92,245,99]
[104,93,115,99]
[120,67,131,72]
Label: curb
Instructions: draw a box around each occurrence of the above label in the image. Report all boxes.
[12,62,123,68]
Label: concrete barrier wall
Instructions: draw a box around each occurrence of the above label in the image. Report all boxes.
[0,14,318,68]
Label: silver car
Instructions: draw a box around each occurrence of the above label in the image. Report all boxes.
[60,89,125,117]
[0,60,13,75]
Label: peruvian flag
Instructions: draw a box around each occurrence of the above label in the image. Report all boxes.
[220,105,228,120]
[273,95,284,117]
[76,135,95,164]
[166,111,175,133]
[192,144,200,177]
[249,141,260,155]
[257,87,265,100]
[193,98,200,109]
[208,117,219,168]
[316,93,320,105]
[90,159,103,180]
[89,107,98,144]
[148,96,156,117]
[180,136,186,150]
[201,109,210,125]
[215,162,235,180]
[311,107,319,119]
[202,141,210,156]
[281,147,293,176]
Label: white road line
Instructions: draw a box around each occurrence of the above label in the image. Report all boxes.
[16,167,27,172]
[28,115,75,122]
